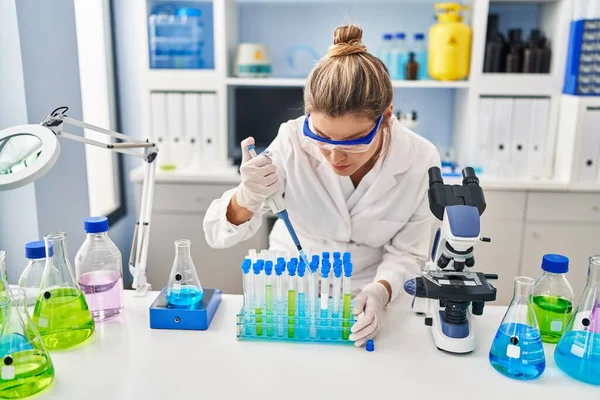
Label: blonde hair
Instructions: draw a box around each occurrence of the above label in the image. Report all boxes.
[304,24,393,159]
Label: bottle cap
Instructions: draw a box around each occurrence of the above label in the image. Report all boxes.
[253,262,263,275]
[287,262,297,277]
[414,33,425,40]
[541,254,569,273]
[275,264,284,276]
[383,33,393,40]
[344,262,353,277]
[264,261,273,276]
[333,252,341,260]
[84,216,109,233]
[291,257,298,265]
[25,241,53,259]
[176,7,201,16]
[395,32,406,39]
[322,252,330,259]
[311,255,320,264]
[366,339,375,352]
[309,262,318,273]
[298,262,306,277]
[343,252,351,261]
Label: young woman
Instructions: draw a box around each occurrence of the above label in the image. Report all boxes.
[204,25,440,346]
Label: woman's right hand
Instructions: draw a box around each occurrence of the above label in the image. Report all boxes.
[234,137,280,213]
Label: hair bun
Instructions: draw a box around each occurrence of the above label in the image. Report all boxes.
[328,24,367,57]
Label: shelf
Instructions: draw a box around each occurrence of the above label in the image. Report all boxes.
[226,77,469,89]
[477,74,560,96]
[146,69,221,92]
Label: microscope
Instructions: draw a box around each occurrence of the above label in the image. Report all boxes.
[405,167,498,354]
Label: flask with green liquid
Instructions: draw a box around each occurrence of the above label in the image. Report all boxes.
[32,232,95,350]
[533,254,575,343]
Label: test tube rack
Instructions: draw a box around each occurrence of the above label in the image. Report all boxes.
[236,299,356,344]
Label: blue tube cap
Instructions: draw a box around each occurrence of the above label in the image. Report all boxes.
[396,32,406,39]
[343,252,351,261]
[25,241,53,259]
[265,261,273,276]
[383,33,392,40]
[366,339,375,352]
[541,254,569,273]
[84,216,109,233]
[414,33,425,40]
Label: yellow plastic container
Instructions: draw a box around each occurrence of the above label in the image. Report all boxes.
[428,3,472,81]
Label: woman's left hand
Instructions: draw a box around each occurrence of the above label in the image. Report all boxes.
[349,282,390,347]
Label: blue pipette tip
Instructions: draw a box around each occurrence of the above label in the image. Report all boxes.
[366,340,375,352]
[333,252,341,260]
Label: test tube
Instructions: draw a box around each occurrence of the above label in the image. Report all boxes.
[297,259,307,338]
[320,258,331,339]
[264,261,274,337]
[332,260,343,339]
[275,261,285,337]
[241,259,253,335]
[342,262,353,340]
[308,259,319,338]
[287,261,297,339]
[253,261,264,336]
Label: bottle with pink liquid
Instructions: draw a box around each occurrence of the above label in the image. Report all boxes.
[75,217,124,321]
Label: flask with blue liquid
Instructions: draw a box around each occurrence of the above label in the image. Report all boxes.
[554,255,600,386]
[166,239,203,307]
[489,276,545,380]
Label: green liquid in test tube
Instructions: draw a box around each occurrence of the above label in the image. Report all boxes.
[342,259,353,340]
[253,261,264,336]
[287,262,297,339]
[265,261,274,337]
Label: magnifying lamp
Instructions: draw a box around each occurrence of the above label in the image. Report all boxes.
[0,106,157,297]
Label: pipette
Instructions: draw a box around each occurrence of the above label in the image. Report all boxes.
[245,145,312,271]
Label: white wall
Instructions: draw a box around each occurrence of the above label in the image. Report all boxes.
[0,0,40,280]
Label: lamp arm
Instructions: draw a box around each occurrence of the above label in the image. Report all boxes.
[41,106,157,296]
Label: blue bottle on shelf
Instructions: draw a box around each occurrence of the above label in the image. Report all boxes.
[377,33,394,73]
[390,32,408,80]
[413,33,428,80]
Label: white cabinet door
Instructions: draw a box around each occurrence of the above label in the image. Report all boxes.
[521,223,600,301]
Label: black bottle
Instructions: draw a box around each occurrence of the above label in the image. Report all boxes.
[405,52,418,80]
[508,28,525,72]
[484,14,508,72]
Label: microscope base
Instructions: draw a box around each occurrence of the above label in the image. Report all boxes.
[426,299,476,354]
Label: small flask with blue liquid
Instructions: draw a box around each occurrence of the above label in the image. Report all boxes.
[166,239,203,307]
[489,276,545,380]
[554,255,600,386]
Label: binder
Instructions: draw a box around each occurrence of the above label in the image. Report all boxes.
[200,93,218,163]
[183,93,202,170]
[476,97,495,175]
[166,92,185,170]
[150,92,171,170]
[510,98,532,179]
[529,98,550,179]
[578,107,600,182]
[491,98,514,178]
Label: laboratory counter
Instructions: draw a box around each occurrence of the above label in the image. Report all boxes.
[44,291,598,400]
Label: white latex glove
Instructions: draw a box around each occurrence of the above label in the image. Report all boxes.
[349,282,389,347]
[235,137,280,213]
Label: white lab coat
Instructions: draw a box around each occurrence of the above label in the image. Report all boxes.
[203,115,441,301]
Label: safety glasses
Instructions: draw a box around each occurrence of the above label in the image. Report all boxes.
[303,113,383,154]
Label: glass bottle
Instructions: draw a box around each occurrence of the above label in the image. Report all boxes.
[533,254,575,343]
[405,52,419,80]
[413,33,428,79]
[165,240,203,307]
[19,241,52,308]
[0,251,54,398]
[390,32,407,80]
[75,217,124,322]
[32,233,95,350]
[489,276,545,380]
[554,255,600,386]
[377,33,394,73]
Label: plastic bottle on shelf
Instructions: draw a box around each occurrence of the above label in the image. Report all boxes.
[75,217,124,322]
[377,33,394,74]
[489,276,545,380]
[554,255,600,386]
[390,32,407,80]
[532,254,575,343]
[413,33,428,79]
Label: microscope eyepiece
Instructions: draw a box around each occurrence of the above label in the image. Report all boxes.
[428,167,444,187]
[462,167,480,186]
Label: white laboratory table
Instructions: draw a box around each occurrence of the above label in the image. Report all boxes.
[42,291,598,400]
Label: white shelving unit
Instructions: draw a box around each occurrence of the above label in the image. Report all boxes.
[126,0,590,190]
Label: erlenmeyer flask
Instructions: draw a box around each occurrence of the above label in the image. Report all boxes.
[554,255,600,386]
[165,240,203,307]
[32,233,95,350]
[0,251,54,399]
[489,276,545,380]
